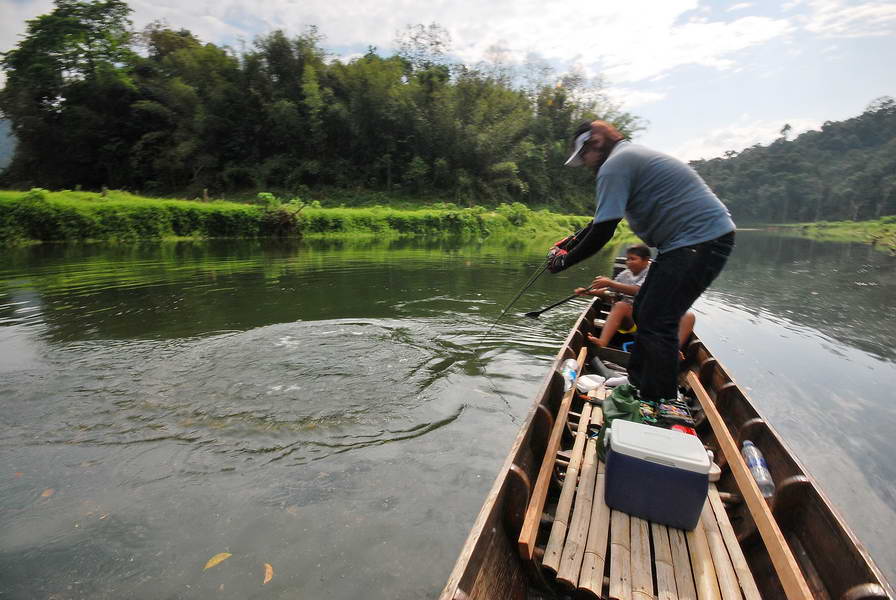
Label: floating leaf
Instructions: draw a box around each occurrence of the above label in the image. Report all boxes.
[204,553,232,570]
[263,563,274,584]
[41,488,55,498]
[14,472,23,478]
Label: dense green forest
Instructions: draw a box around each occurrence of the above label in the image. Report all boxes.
[691,97,896,224]
[0,0,639,212]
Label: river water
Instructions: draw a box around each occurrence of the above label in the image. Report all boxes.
[1,231,894,599]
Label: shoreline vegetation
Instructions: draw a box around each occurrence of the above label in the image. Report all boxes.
[770,218,896,252]
[3,189,893,252]
[0,188,605,245]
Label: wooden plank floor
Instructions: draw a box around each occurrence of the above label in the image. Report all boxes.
[544,457,762,600]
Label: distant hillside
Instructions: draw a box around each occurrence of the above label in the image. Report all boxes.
[692,97,896,224]
[0,120,14,171]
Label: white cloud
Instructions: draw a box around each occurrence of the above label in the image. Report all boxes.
[671,116,822,161]
[1,0,794,90]
[329,51,365,65]
[0,0,889,123]
[596,15,792,83]
[801,0,896,37]
[420,2,793,85]
[606,87,667,108]
[3,0,892,87]
[0,0,53,86]
[0,0,54,51]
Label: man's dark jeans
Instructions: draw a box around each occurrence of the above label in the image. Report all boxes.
[628,231,735,401]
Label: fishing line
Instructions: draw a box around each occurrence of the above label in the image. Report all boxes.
[465,224,592,420]
[483,258,550,339]
[482,222,588,338]
[440,225,588,422]
[469,257,551,422]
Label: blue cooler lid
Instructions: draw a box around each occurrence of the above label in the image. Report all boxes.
[610,420,710,474]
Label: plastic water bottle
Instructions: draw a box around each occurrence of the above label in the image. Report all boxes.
[559,358,578,392]
[741,441,775,498]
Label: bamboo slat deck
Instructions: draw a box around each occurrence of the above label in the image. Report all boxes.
[540,396,762,600]
[549,476,762,600]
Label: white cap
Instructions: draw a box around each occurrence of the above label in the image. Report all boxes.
[564,131,591,167]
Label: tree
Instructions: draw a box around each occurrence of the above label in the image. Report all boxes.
[780,123,792,140]
[0,0,135,187]
[395,23,452,73]
[1,10,643,209]
[130,25,245,193]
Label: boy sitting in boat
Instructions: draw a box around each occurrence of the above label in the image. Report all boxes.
[575,243,695,357]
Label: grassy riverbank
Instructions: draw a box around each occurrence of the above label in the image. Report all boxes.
[773,217,896,252]
[0,189,608,245]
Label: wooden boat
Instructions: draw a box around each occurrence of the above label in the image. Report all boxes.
[439,297,893,600]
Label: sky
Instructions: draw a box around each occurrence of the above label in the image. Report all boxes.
[1,0,895,161]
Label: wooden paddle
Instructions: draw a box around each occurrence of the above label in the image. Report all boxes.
[523,286,596,318]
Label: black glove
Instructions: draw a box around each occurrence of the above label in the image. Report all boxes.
[552,234,575,250]
[547,248,569,273]
[552,222,593,252]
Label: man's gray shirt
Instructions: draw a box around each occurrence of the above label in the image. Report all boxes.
[594,141,735,253]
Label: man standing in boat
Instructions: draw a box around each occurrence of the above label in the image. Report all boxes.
[547,120,735,403]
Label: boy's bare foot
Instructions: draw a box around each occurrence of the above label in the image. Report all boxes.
[587,333,604,347]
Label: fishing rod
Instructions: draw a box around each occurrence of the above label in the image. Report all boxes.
[482,222,591,337]
[471,224,591,420]
[482,258,549,338]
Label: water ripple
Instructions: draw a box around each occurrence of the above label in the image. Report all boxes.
[1,319,485,468]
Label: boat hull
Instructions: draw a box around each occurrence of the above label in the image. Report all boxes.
[439,300,892,600]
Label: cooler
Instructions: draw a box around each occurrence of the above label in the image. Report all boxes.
[604,419,710,530]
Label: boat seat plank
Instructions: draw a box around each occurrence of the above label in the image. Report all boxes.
[595,344,631,368]
[707,485,762,600]
[578,461,610,596]
[543,403,594,573]
[556,438,598,586]
[610,509,633,600]
[631,516,654,600]
[652,522,680,600]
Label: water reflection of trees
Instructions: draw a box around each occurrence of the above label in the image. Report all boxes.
[10,233,891,363]
[712,231,895,361]
[0,238,620,343]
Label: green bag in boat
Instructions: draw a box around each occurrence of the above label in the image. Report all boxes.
[596,383,643,462]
